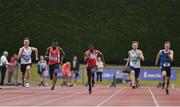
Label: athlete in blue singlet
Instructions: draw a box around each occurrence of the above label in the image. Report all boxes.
[155,41,174,95]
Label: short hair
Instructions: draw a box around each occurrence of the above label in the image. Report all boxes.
[24,37,29,41]
[89,42,94,47]
[52,39,58,43]
[132,41,139,45]
[165,41,171,44]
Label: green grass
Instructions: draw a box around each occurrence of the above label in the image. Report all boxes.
[5,64,180,87]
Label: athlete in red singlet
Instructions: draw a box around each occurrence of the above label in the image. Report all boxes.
[84,43,105,94]
[45,40,65,90]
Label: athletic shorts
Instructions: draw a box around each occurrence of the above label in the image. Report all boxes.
[87,67,96,74]
[49,63,59,80]
[161,67,171,77]
[21,63,32,75]
[129,66,140,78]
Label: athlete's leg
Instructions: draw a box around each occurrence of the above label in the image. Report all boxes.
[130,70,136,89]
[51,69,58,90]
[87,67,92,94]
[135,68,140,87]
[92,72,95,87]
[91,67,96,86]
[21,65,26,87]
[162,70,166,89]
[165,67,171,95]
[25,65,31,82]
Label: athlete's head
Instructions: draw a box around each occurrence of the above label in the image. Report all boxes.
[23,37,30,47]
[40,55,44,60]
[132,41,139,51]
[89,43,94,52]
[164,41,171,50]
[52,39,58,50]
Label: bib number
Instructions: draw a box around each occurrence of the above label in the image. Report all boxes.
[163,62,170,67]
[50,56,58,61]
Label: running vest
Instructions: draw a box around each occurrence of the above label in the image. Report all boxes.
[159,50,173,67]
[21,47,32,64]
[49,47,60,65]
[129,50,141,68]
[85,50,97,67]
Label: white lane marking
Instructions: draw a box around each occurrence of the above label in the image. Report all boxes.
[35,89,86,106]
[148,87,159,107]
[96,88,125,106]
[0,94,36,102]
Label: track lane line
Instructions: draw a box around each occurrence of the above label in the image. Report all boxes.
[0,94,36,102]
[0,86,81,103]
[35,89,87,106]
[96,87,125,106]
[148,87,159,107]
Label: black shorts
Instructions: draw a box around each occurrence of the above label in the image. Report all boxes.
[161,67,171,77]
[87,67,96,74]
[49,63,59,80]
[129,66,140,78]
[21,64,32,75]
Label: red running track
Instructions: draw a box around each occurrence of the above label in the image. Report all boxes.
[0,86,180,107]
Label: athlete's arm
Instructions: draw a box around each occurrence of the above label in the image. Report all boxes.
[58,47,65,64]
[17,47,24,60]
[155,50,161,66]
[97,50,106,66]
[138,50,144,61]
[31,47,38,61]
[168,50,173,61]
[45,47,51,60]
[125,51,130,67]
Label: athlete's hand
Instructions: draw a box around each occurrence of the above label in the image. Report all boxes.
[21,47,25,52]
[155,61,158,66]
[135,50,142,56]
[36,57,39,61]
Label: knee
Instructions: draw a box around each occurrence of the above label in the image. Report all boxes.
[162,71,166,76]
[131,70,135,74]
[26,65,31,71]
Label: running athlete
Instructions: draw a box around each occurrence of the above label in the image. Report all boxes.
[18,37,38,87]
[45,40,65,90]
[155,41,174,95]
[125,41,144,89]
[84,43,105,94]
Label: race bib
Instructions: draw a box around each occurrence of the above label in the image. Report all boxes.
[50,56,58,61]
[163,62,170,67]
[89,53,96,58]
[22,55,31,62]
